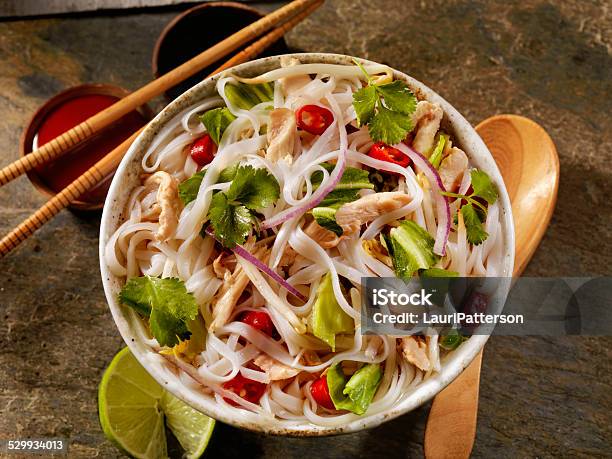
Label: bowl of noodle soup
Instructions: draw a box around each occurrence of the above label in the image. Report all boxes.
[100,53,514,435]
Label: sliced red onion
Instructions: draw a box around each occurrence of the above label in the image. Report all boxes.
[205,227,307,302]
[395,143,451,256]
[232,244,307,302]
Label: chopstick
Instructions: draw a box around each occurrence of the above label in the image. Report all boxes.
[0,0,323,258]
[0,0,322,188]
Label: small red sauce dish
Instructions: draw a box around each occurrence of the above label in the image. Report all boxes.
[20,84,152,211]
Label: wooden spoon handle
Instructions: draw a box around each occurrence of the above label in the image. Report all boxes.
[424,351,483,459]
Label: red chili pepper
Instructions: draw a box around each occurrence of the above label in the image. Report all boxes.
[189,134,216,167]
[368,142,411,170]
[240,311,275,337]
[222,374,267,406]
[310,376,335,410]
[296,105,334,135]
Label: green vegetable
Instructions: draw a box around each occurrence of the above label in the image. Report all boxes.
[326,363,383,415]
[308,273,354,351]
[177,164,241,206]
[311,164,374,194]
[312,207,343,236]
[384,221,440,279]
[461,203,489,245]
[429,133,449,168]
[208,193,253,249]
[420,267,459,277]
[119,276,198,347]
[439,329,467,350]
[178,171,205,205]
[352,59,417,145]
[310,164,374,234]
[441,169,498,246]
[207,165,280,248]
[419,267,459,307]
[225,165,280,210]
[470,169,498,205]
[224,82,274,110]
[199,107,236,145]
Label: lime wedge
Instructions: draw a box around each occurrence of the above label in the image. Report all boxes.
[162,391,215,459]
[98,347,215,459]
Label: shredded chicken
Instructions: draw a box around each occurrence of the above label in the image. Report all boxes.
[399,336,432,372]
[278,220,339,270]
[303,220,341,249]
[412,101,443,155]
[279,56,311,97]
[266,108,297,163]
[212,251,237,279]
[335,192,412,235]
[209,246,266,332]
[141,171,180,242]
[439,147,469,193]
[254,354,299,381]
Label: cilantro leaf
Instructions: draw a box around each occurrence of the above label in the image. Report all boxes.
[353,85,377,127]
[470,169,498,205]
[351,62,417,145]
[199,107,236,145]
[461,203,489,245]
[178,171,205,205]
[208,192,252,248]
[177,164,243,206]
[368,105,413,146]
[376,80,417,115]
[226,165,280,210]
[119,276,198,347]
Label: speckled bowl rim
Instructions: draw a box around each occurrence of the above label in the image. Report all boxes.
[99,53,515,436]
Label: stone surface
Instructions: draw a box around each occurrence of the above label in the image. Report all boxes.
[0,1,611,457]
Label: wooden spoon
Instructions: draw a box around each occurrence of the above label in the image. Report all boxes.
[423,114,560,459]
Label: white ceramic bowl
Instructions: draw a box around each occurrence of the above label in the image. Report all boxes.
[99,53,515,436]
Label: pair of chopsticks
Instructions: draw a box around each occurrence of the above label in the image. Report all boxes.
[0,0,324,258]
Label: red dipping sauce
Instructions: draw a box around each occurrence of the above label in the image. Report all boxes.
[25,86,150,210]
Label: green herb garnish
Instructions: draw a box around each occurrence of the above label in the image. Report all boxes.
[119,276,198,347]
[442,169,498,245]
[199,107,236,145]
[207,165,279,248]
[178,164,241,206]
[352,60,417,145]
